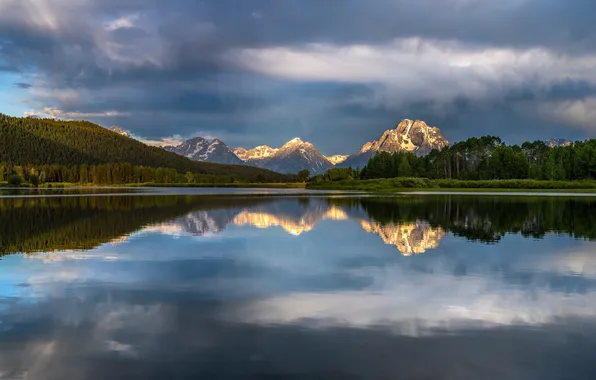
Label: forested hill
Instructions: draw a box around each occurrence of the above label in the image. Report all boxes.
[0,114,292,181]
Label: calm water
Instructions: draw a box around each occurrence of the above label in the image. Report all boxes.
[2,190,596,379]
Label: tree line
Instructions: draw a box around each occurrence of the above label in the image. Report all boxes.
[0,162,295,186]
[0,114,296,183]
[317,136,596,181]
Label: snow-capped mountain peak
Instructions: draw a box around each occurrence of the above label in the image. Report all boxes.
[325,155,348,165]
[109,125,130,137]
[234,145,279,161]
[235,137,332,174]
[341,119,449,168]
[164,136,243,165]
[261,138,332,174]
[286,137,303,145]
[363,119,448,155]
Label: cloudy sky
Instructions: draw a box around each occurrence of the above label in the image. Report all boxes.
[1,0,596,154]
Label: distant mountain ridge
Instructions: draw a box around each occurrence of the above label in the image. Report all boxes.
[159,119,577,175]
[166,119,451,173]
[546,138,573,148]
[164,137,243,165]
[237,138,333,174]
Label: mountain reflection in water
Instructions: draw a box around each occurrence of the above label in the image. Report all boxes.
[2,194,596,379]
[3,194,596,256]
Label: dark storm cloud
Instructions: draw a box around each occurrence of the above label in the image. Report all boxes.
[83,0,596,52]
[12,82,32,89]
[1,0,596,151]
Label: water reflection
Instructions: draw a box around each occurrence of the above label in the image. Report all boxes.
[2,194,596,379]
[360,220,445,255]
[4,194,596,256]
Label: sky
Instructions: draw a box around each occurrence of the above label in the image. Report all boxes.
[1,0,596,155]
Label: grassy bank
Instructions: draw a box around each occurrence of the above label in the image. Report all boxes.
[124,182,306,189]
[27,182,307,189]
[307,178,596,192]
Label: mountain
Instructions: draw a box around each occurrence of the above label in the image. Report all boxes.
[109,125,130,137]
[341,119,449,168]
[546,138,573,148]
[325,155,348,165]
[234,145,279,164]
[0,113,292,182]
[244,138,333,174]
[164,137,244,165]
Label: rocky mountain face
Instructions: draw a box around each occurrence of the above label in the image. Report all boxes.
[341,119,449,168]
[236,138,333,174]
[546,138,573,148]
[259,138,333,174]
[233,145,279,165]
[166,135,332,174]
[325,155,348,165]
[109,125,130,137]
[164,137,243,165]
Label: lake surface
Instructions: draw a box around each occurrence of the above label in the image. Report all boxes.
[2,190,596,379]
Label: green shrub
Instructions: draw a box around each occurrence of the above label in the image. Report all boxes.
[435,179,596,189]
[29,175,40,187]
[7,175,22,187]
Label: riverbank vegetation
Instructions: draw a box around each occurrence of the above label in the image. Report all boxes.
[308,136,596,190]
[308,178,596,191]
[0,114,297,185]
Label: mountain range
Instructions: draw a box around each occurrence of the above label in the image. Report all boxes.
[119,119,573,175]
[163,137,244,165]
[158,119,450,174]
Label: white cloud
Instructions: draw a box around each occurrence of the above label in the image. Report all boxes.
[30,87,82,104]
[229,38,596,123]
[224,265,596,336]
[25,107,124,119]
[529,97,596,131]
[103,14,139,31]
[141,135,186,147]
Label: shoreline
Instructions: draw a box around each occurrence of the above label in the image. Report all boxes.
[0,182,307,190]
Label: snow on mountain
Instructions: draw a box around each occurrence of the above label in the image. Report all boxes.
[164,137,244,165]
[546,138,573,148]
[234,145,279,162]
[237,138,333,174]
[109,125,130,137]
[260,138,333,174]
[341,119,449,168]
[325,155,348,165]
[163,119,448,173]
